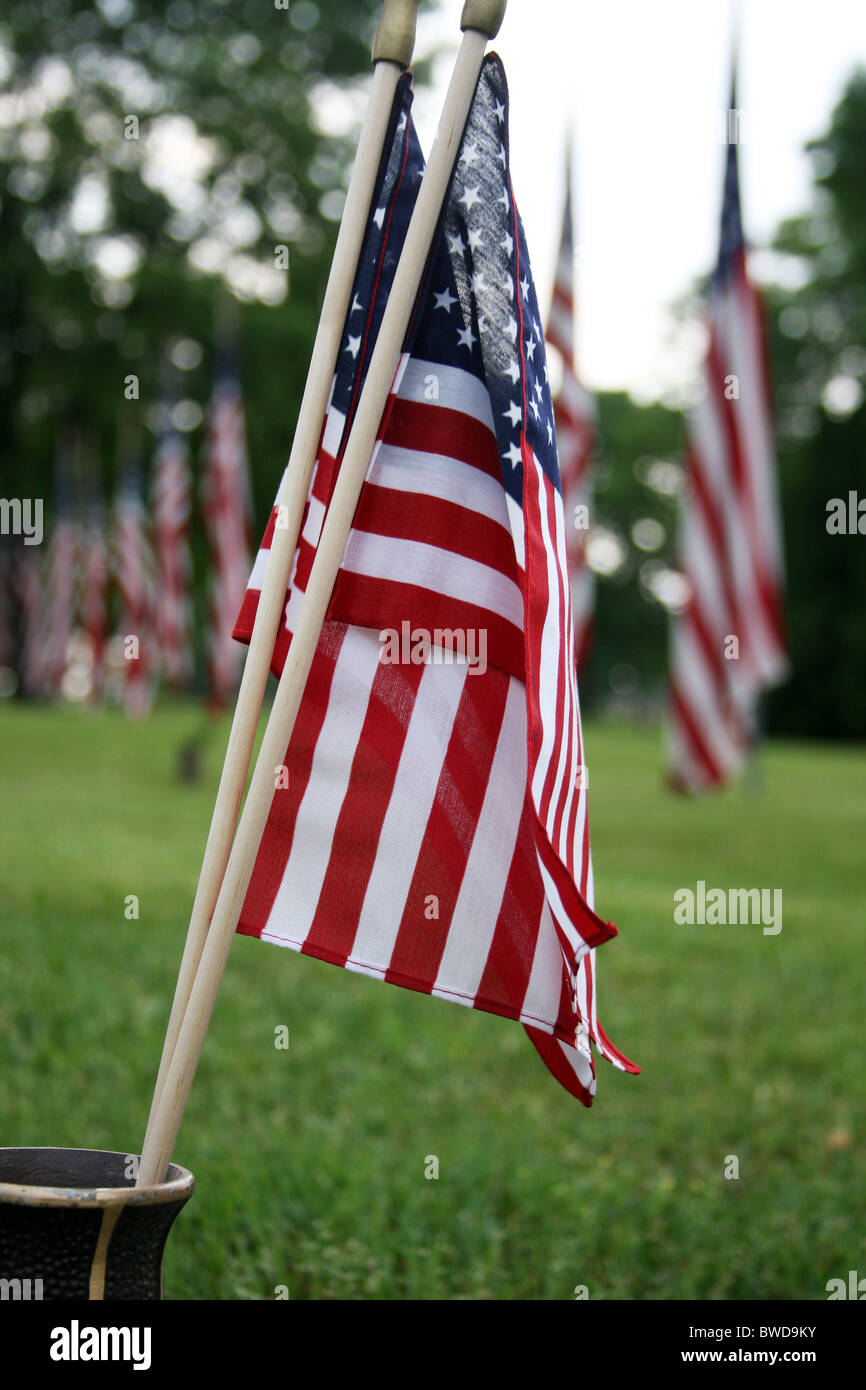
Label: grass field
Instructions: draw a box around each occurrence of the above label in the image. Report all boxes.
[1,702,863,1300]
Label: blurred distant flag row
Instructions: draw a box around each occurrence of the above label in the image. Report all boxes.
[0,348,252,714]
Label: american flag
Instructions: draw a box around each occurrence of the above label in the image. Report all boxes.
[153,392,194,691]
[667,82,788,791]
[546,154,595,668]
[81,464,108,702]
[40,459,80,698]
[13,544,45,699]
[0,539,14,677]
[234,61,637,1104]
[115,455,155,718]
[202,340,252,705]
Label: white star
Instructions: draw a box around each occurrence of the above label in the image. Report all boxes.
[529,399,540,421]
[434,287,457,312]
[460,140,479,167]
[478,313,490,334]
[504,442,522,469]
[350,294,363,315]
[504,279,514,301]
[471,269,486,295]
[505,358,520,384]
[467,227,483,253]
[494,100,506,123]
[505,314,518,343]
[345,335,361,358]
[534,380,543,401]
[543,363,549,384]
[500,231,514,255]
[520,276,530,301]
[448,232,466,256]
[373,206,386,230]
[497,188,509,212]
[533,316,541,338]
[525,336,537,361]
[397,112,407,133]
[459,184,481,213]
[496,143,507,168]
[546,420,553,444]
[457,325,477,351]
[504,399,522,428]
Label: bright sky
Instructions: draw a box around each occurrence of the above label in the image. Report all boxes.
[409,0,866,400]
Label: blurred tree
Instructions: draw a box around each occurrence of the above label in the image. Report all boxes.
[0,0,414,533]
[765,68,866,739]
[578,390,682,715]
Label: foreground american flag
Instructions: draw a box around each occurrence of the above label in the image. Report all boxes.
[546,155,596,669]
[202,343,251,705]
[667,91,788,791]
[153,397,194,691]
[234,60,637,1104]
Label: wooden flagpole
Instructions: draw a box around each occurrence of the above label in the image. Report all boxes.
[140,0,421,1157]
[137,0,509,1188]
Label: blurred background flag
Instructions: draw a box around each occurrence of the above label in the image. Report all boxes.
[201,319,252,708]
[81,457,108,705]
[114,448,155,719]
[234,58,636,1106]
[666,70,789,792]
[546,148,596,671]
[39,442,80,700]
[152,363,194,692]
[13,544,45,701]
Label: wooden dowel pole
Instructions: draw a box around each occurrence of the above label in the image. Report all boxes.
[136,21,498,1187]
[140,18,418,1161]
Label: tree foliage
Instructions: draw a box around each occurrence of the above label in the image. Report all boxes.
[0,0,390,520]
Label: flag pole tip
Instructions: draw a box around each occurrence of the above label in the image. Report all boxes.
[372,0,420,67]
[460,0,507,38]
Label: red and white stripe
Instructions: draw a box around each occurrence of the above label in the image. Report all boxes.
[40,515,79,697]
[115,481,155,718]
[202,376,251,704]
[153,432,194,690]
[668,251,787,791]
[81,518,108,702]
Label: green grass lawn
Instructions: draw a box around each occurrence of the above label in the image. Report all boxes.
[1,702,864,1300]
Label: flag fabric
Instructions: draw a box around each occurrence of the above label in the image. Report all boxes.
[81,471,108,702]
[546,154,595,669]
[234,60,637,1105]
[153,397,194,690]
[39,460,80,698]
[201,340,252,704]
[0,539,14,677]
[667,84,788,792]
[114,457,155,718]
[13,543,45,699]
